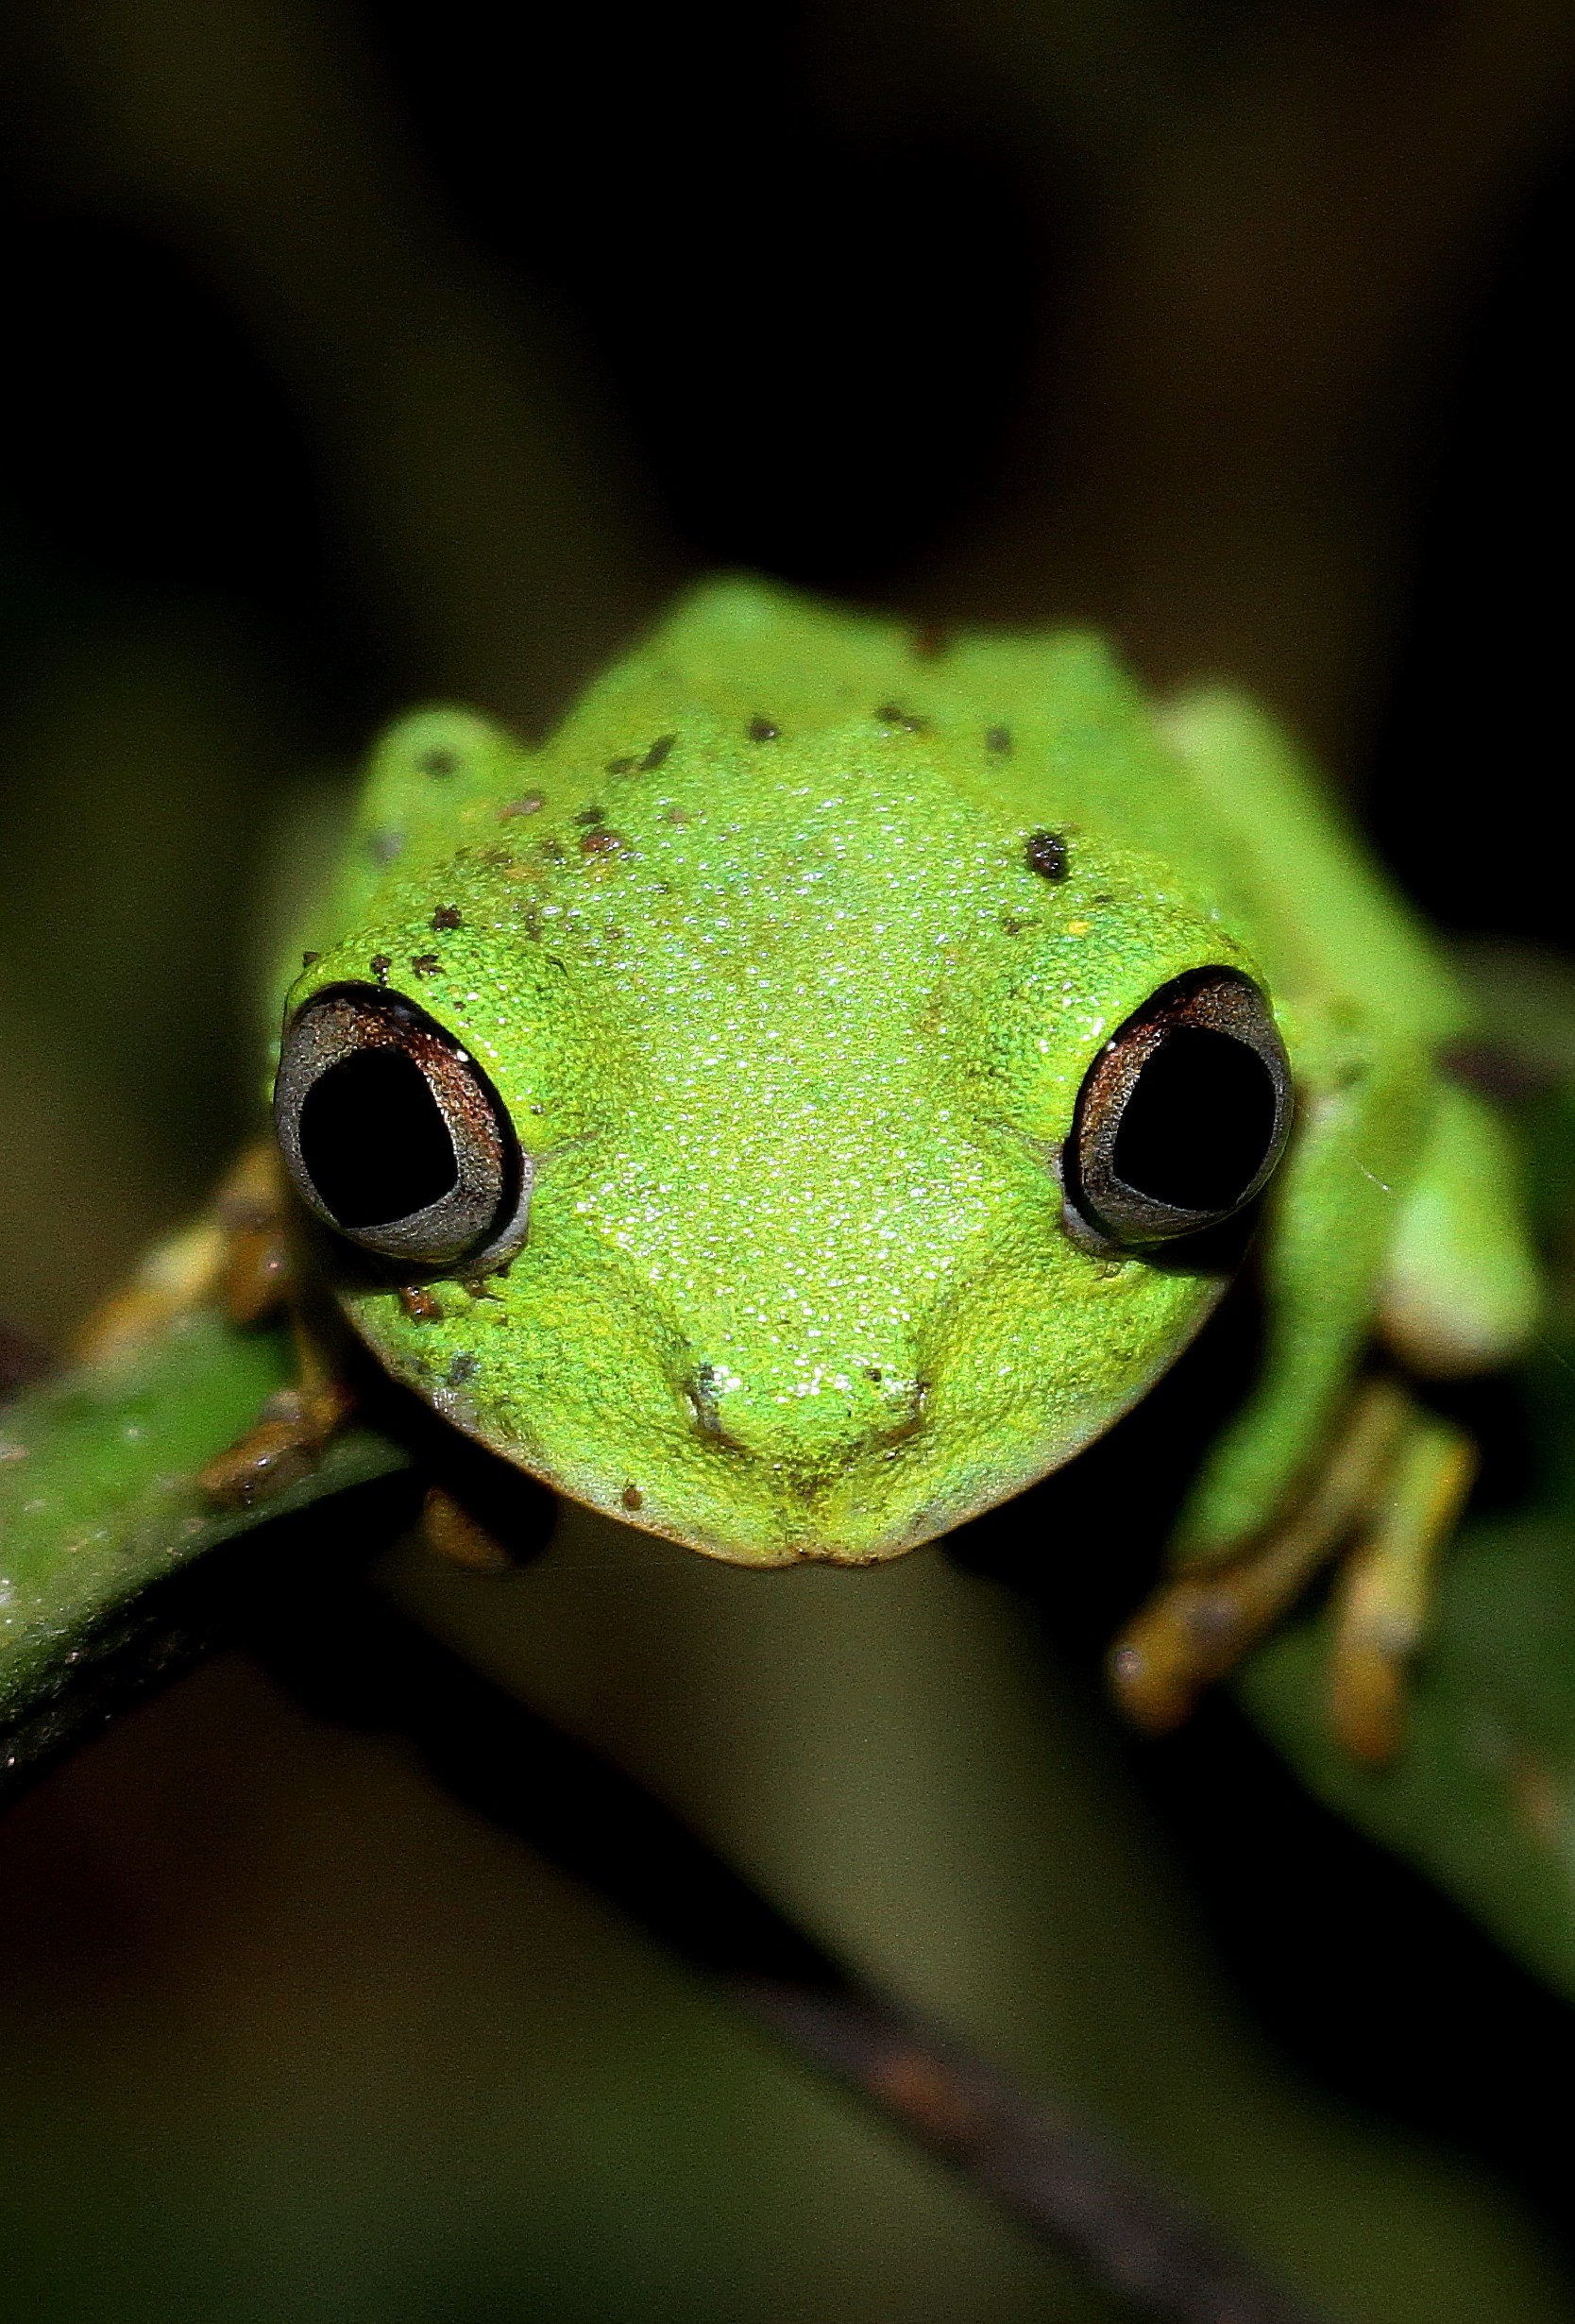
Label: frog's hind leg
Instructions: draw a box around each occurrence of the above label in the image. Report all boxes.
[1110,1378,1473,1760]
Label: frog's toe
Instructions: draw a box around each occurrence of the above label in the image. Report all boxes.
[199,1379,355,1509]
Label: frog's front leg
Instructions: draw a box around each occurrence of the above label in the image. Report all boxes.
[191,1146,363,1510]
[1109,1377,1411,1735]
[1109,1380,1473,1762]
[198,1305,358,1509]
[76,1140,360,1511]
[1166,1004,1435,1570]
[1109,1034,1535,1760]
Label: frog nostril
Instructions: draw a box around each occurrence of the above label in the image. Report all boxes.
[683,1363,927,1457]
[880,1381,929,1444]
[686,1363,733,1442]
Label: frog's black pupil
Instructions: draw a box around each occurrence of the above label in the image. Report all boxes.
[298,1046,458,1227]
[1111,1027,1277,1213]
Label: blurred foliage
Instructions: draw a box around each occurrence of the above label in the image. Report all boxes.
[7,0,1575,2317]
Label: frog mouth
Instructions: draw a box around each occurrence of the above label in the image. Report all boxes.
[537,1415,1083,1569]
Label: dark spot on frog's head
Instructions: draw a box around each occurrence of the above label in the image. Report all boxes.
[747,715,781,742]
[432,903,463,931]
[1025,830,1070,882]
[864,1366,884,1384]
[446,1352,480,1388]
[909,623,950,661]
[875,704,930,734]
[642,734,676,772]
[666,804,692,824]
[370,953,392,986]
[499,792,546,819]
[539,836,567,862]
[581,827,628,858]
[606,755,636,776]
[576,806,605,826]
[301,949,320,968]
[621,1483,645,1511]
[410,952,441,977]
[987,725,1012,756]
[419,746,460,778]
[367,829,404,866]
[1001,914,1035,936]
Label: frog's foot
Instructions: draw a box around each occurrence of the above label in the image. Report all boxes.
[198,1361,356,1510]
[199,1276,356,1511]
[420,1484,517,1572]
[74,1141,293,1365]
[1109,1379,1469,1760]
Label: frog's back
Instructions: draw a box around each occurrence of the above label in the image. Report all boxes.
[329,576,1462,1057]
[591,579,1462,1046]
[568,577,1246,900]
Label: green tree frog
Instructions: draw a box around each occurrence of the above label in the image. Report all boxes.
[107,580,1539,1762]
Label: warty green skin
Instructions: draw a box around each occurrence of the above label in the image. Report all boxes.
[279,581,1539,1569]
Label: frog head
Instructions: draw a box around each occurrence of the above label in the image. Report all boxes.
[271,587,1291,1565]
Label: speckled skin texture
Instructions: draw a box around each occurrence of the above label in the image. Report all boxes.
[278,581,1537,1568]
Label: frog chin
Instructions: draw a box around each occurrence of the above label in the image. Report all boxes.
[347,1277,1220,1567]
[531,1404,1138,1569]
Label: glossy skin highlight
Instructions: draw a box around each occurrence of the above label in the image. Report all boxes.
[277,581,1537,1569]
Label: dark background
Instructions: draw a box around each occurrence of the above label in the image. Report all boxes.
[3,5,1575,2319]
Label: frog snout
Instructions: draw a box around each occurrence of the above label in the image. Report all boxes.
[685,1359,927,1469]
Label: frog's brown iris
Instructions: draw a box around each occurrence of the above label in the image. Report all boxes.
[275,986,527,1268]
[1063,969,1293,1249]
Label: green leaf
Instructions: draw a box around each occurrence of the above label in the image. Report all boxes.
[0,1306,408,1790]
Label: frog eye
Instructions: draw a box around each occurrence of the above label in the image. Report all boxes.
[274,987,527,1267]
[1063,968,1292,1248]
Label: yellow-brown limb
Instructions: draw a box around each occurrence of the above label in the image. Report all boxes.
[73,1141,289,1365]
[1109,1381,1411,1736]
[1328,1416,1477,1766]
[420,1484,516,1572]
[198,1298,356,1510]
[215,1142,294,1325]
